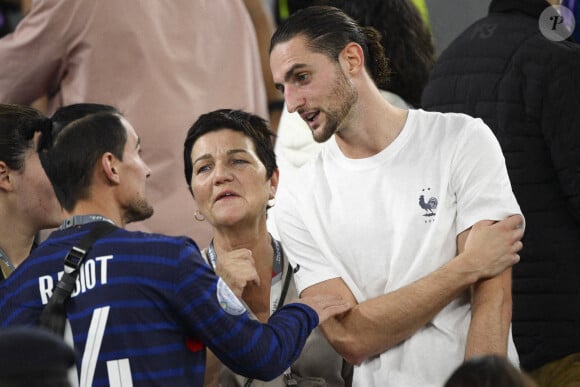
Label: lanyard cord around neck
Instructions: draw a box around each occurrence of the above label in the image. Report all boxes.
[60,214,116,230]
[0,246,15,280]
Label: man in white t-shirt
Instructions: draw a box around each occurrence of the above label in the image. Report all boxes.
[268,6,525,386]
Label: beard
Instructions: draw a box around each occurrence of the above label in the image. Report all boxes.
[311,66,358,143]
[124,196,154,224]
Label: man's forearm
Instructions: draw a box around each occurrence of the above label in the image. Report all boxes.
[465,269,512,359]
[312,254,480,365]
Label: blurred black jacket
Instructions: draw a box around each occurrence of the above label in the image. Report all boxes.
[422,0,580,372]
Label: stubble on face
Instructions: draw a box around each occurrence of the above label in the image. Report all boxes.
[118,119,154,225]
[312,64,358,143]
[124,197,154,225]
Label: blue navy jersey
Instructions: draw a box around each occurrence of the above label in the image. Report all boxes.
[0,223,318,386]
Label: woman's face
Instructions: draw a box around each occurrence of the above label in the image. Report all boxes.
[12,134,63,230]
[189,129,278,229]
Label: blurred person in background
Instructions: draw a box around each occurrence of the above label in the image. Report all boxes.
[0,0,273,248]
[0,326,76,387]
[0,103,62,280]
[422,0,580,385]
[444,355,538,387]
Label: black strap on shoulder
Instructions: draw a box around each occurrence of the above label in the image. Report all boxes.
[276,264,293,313]
[39,222,117,336]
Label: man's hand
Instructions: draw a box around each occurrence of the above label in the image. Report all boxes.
[291,295,351,324]
[215,249,260,298]
[462,214,524,280]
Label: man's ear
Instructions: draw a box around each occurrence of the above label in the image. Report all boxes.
[340,42,365,76]
[101,153,120,185]
[0,161,14,192]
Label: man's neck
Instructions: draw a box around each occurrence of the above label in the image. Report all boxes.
[69,201,122,228]
[335,95,409,159]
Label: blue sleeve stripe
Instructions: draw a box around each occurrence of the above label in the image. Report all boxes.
[178,243,198,260]
[107,367,203,386]
[189,364,206,373]
[105,235,188,247]
[1,305,29,326]
[0,277,48,310]
[100,343,184,360]
[102,254,179,266]
[131,367,202,383]
[193,305,223,329]
[68,299,172,320]
[207,317,247,345]
[45,229,92,244]
[73,322,176,341]
[106,276,175,289]
[239,337,278,372]
[174,264,210,293]
[180,282,215,315]
[227,324,264,357]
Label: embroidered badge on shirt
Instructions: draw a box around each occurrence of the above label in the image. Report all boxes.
[216,278,246,315]
[419,188,438,223]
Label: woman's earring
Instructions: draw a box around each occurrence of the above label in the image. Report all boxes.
[267,197,276,209]
[194,210,206,222]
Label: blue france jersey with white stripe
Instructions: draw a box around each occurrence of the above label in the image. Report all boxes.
[0,223,318,386]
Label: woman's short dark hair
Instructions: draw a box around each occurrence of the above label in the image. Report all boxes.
[0,104,51,171]
[183,109,277,194]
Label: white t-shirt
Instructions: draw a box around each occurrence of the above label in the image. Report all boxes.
[273,109,521,387]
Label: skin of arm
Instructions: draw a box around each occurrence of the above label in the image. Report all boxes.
[460,221,512,358]
[203,349,221,387]
[301,215,523,365]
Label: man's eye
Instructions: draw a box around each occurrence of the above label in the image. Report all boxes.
[297,73,309,82]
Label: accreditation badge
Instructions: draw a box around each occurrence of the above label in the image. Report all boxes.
[216,277,246,316]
